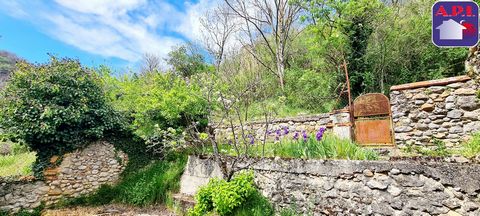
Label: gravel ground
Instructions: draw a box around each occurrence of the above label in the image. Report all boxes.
[42,204,176,216]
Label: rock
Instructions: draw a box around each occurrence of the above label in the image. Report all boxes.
[363,169,374,177]
[429,86,446,93]
[387,185,402,197]
[416,123,429,130]
[434,133,446,139]
[445,96,456,103]
[421,104,435,112]
[366,179,389,190]
[447,110,463,119]
[415,100,425,105]
[454,88,476,95]
[413,93,429,100]
[442,199,461,209]
[458,96,480,111]
[450,155,469,163]
[464,122,480,133]
[445,103,456,110]
[463,111,480,120]
[395,126,413,133]
[447,83,463,89]
[441,210,462,216]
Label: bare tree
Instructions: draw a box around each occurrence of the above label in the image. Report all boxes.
[224,0,302,91]
[140,53,161,74]
[195,3,276,180]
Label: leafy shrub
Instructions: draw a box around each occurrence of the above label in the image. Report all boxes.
[0,57,120,178]
[100,68,208,155]
[189,171,262,216]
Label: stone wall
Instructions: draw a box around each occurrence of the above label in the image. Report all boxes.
[213,109,352,143]
[0,141,127,212]
[390,75,480,148]
[181,156,480,215]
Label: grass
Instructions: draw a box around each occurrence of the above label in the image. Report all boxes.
[230,190,274,216]
[203,133,379,160]
[461,133,480,158]
[0,141,36,177]
[400,134,480,159]
[63,153,187,207]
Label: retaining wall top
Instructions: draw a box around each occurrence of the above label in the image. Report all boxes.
[390,75,471,91]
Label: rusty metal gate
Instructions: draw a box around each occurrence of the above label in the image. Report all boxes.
[353,93,395,146]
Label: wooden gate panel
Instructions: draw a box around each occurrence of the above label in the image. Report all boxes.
[355,119,393,145]
[353,93,395,147]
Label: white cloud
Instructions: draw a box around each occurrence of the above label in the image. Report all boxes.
[0,0,220,63]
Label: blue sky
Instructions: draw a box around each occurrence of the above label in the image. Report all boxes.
[0,0,216,73]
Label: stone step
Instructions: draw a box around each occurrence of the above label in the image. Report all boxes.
[172,193,195,211]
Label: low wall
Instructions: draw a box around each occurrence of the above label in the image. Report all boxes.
[390,75,480,148]
[213,109,352,143]
[0,141,127,212]
[181,156,480,215]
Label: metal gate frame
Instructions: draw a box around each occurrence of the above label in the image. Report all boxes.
[353,93,395,147]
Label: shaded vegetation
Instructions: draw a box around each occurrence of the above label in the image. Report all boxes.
[62,153,187,207]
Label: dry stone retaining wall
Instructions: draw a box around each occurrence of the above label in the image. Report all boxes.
[213,109,352,143]
[390,75,480,148]
[181,156,480,215]
[0,141,127,212]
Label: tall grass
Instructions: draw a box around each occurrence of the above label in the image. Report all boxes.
[0,142,36,177]
[204,133,378,160]
[0,152,36,177]
[462,133,480,158]
[267,134,378,160]
[65,154,187,207]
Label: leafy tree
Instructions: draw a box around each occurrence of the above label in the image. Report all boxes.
[166,44,208,78]
[296,0,468,96]
[0,57,120,177]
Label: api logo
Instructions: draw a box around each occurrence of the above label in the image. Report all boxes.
[432,0,479,47]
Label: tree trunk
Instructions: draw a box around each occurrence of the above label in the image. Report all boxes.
[276,43,285,91]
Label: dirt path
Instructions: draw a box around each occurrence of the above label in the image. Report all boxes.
[42,204,176,216]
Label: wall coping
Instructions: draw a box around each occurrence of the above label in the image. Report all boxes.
[390,75,471,91]
[212,109,350,128]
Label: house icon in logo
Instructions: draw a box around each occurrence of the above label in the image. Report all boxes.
[436,19,466,40]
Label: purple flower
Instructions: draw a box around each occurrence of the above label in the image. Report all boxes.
[293,132,299,141]
[267,130,272,135]
[276,129,281,136]
[283,126,289,135]
[316,127,326,141]
[248,134,255,145]
[302,131,308,142]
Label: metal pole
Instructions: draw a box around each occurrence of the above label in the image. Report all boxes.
[342,59,354,140]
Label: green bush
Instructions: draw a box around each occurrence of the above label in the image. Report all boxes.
[189,171,268,216]
[0,57,120,178]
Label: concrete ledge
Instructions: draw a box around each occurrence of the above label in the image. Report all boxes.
[390,75,471,91]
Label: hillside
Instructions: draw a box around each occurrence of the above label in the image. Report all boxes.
[0,51,20,89]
